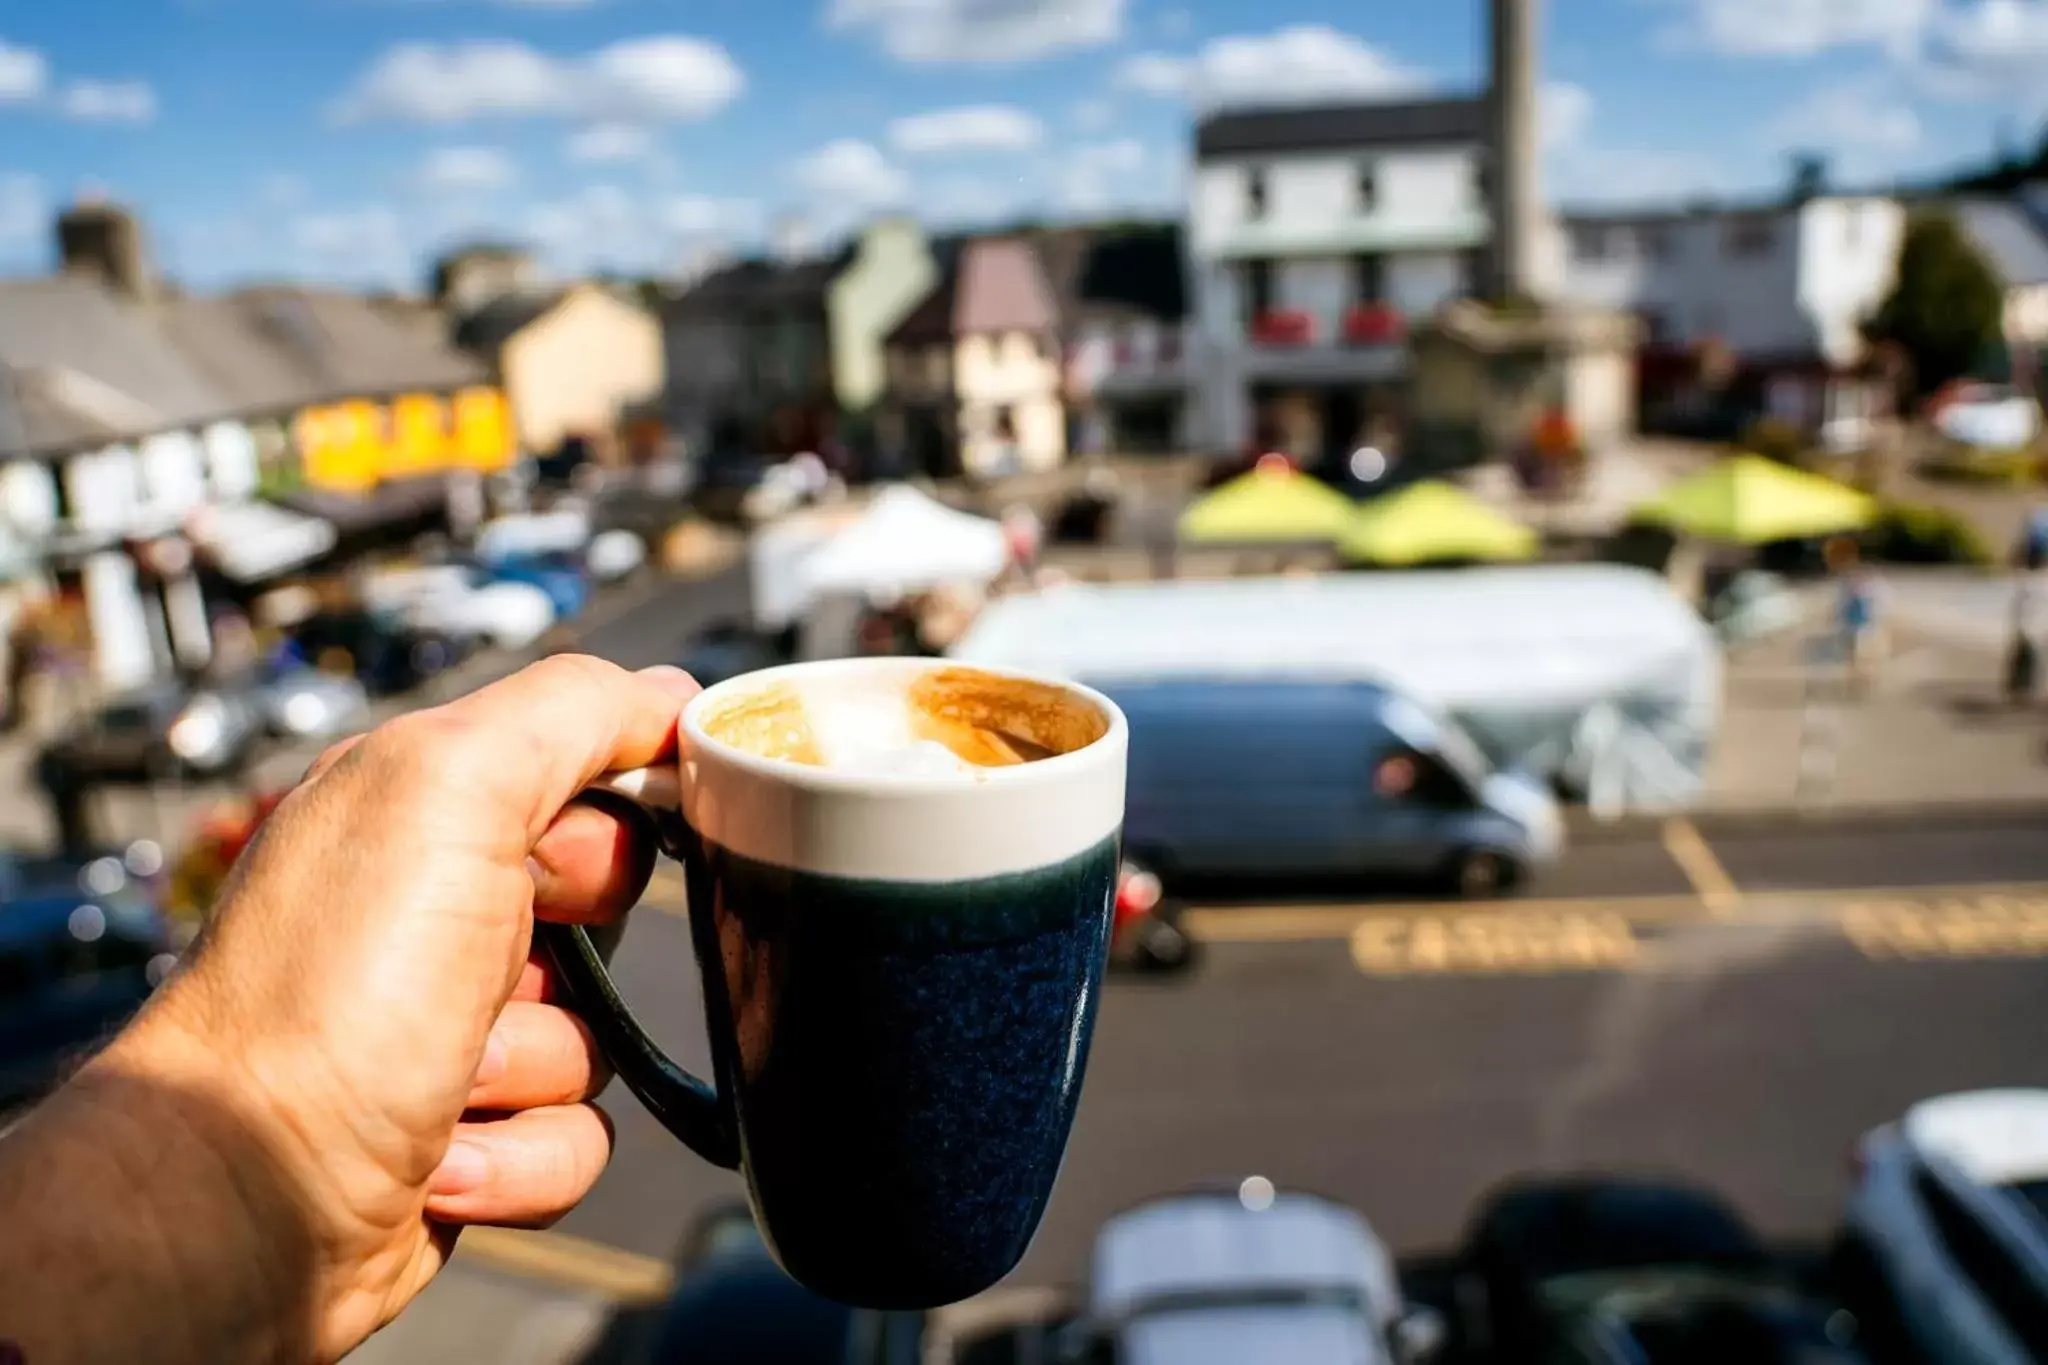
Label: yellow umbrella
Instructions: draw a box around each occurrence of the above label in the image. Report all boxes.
[1177,462,1358,544]
[1340,480,1538,566]
[1634,454,1876,545]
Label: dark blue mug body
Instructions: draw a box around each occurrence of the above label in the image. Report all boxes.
[538,659,1128,1310]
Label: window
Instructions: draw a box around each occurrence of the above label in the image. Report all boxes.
[1244,259,1274,321]
[1570,223,1612,262]
[1724,215,1775,258]
[1245,168,1267,220]
[1913,1170,2048,1358]
[1638,223,1674,261]
[1473,156,1492,209]
[1353,254,1385,305]
[1356,163,1378,213]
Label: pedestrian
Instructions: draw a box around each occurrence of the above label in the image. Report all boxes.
[2020,504,2048,572]
[2008,578,2041,706]
[1828,538,1886,695]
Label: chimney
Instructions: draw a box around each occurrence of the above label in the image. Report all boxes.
[1488,0,1543,303]
[57,201,156,303]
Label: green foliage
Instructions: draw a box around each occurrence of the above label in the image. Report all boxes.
[1865,499,1995,566]
[1867,212,2006,397]
[1739,418,1808,466]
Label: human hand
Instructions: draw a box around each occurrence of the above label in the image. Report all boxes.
[103,655,699,1360]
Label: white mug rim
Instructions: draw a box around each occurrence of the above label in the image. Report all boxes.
[680,656,1126,797]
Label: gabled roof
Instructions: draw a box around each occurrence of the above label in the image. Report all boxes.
[1195,96,1487,160]
[454,289,568,355]
[1953,198,2048,288]
[0,275,226,431]
[213,286,490,403]
[888,238,1060,346]
[0,361,149,456]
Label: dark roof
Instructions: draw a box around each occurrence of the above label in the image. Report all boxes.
[1073,225,1185,324]
[1953,198,2048,287]
[454,290,566,355]
[0,362,139,456]
[886,266,959,348]
[215,287,489,402]
[663,247,857,321]
[1196,96,1487,160]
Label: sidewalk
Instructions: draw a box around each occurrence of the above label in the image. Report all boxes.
[1704,580,2048,813]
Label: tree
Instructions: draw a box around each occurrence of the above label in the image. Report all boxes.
[1866,211,2005,397]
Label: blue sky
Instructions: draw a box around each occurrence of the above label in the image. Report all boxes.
[0,0,2042,291]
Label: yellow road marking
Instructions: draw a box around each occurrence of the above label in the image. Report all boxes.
[455,1226,674,1304]
[1840,891,2048,962]
[1185,893,1706,942]
[1660,817,1742,919]
[1350,911,1641,977]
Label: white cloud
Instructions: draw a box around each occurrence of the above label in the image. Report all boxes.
[520,184,758,274]
[1117,25,1427,107]
[0,173,44,246]
[659,194,762,237]
[1770,79,1923,156]
[1920,0,2048,102]
[0,40,47,104]
[414,146,518,194]
[292,206,412,285]
[1058,137,1149,211]
[890,104,1044,156]
[566,122,656,163]
[924,175,1035,225]
[1542,81,1594,150]
[332,36,744,124]
[828,0,1125,65]
[1667,0,1933,57]
[1543,82,1732,205]
[1071,97,1114,131]
[59,79,157,124]
[789,138,910,207]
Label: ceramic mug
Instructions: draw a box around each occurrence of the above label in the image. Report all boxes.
[537,656,1128,1309]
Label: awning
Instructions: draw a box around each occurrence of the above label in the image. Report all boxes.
[1340,481,1537,566]
[277,475,450,538]
[1177,463,1357,545]
[187,501,339,583]
[1632,454,1875,545]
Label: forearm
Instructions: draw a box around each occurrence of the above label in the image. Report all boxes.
[0,1021,316,1365]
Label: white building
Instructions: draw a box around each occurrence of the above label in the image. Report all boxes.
[1186,97,1493,462]
[1555,196,1905,444]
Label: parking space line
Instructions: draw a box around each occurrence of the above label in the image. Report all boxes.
[455,1226,674,1304]
[1183,893,1705,942]
[1660,817,1742,919]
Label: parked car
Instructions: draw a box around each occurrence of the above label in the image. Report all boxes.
[1108,859,1197,973]
[288,608,470,697]
[675,622,790,690]
[0,843,177,1106]
[253,665,371,742]
[364,565,556,651]
[1098,679,1563,897]
[1457,1177,1863,1364]
[1064,1184,1443,1364]
[39,679,264,783]
[1836,1089,2048,1365]
[482,551,590,621]
[647,1201,925,1364]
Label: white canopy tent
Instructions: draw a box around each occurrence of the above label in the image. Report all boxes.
[952,566,1723,817]
[752,486,1009,631]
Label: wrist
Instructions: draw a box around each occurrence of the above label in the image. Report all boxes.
[0,1015,316,1365]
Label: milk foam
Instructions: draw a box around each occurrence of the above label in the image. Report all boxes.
[791,676,981,778]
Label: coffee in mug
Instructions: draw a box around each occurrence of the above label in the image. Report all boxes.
[538,657,1128,1310]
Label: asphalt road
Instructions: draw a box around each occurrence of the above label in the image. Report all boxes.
[546,571,2048,1289]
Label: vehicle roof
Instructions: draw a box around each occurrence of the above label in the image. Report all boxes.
[951,567,1714,710]
[1904,1090,2048,1185]
[1091,1192,1399,1323]
[1120,1308,1386,1365]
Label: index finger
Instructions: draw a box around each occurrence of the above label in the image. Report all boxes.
[426,656,699,844]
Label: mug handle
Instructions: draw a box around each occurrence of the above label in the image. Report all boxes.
[530,766,741,1171]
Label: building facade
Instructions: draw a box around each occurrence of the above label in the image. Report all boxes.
[456,283,664,457]
[1187,98,1494,461]
[1555,196,1904,446]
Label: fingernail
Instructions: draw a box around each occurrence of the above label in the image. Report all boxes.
[475,1031,509,1086]
[431,1141,491,1197]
